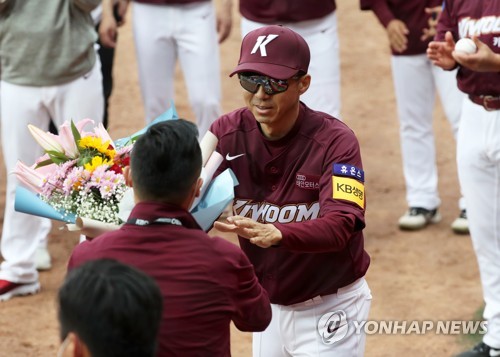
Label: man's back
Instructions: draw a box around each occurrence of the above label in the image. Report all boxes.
[69,202,271,357]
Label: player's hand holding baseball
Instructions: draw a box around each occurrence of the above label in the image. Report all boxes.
[214,216,282,248]
[386,19,409,53]
[452,36,500,72]
[427,31,457,70]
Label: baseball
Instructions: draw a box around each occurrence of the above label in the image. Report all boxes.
[454,38,477,54]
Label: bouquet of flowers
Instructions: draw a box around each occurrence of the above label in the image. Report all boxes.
[13,105,239,235]
[14,119,131,225]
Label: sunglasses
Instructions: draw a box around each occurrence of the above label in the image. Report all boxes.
[238,73,300,95]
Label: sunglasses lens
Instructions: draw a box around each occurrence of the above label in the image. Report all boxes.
[269,79,288,93]
[238,74,289,95]
[239,76,259,93]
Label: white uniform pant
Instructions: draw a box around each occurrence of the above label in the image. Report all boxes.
[241,11,341,119]
[0,60,104,283]
[132,2,221,138]
[457,99,500,349]
[253,278,372,356]
[391,54,465,210]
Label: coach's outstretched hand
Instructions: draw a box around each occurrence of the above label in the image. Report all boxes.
[214,216,282,248]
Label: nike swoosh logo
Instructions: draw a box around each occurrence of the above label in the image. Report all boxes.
[226,153,245,161]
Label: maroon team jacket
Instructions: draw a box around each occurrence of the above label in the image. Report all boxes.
[68,202,271,357]
[210,103,370,306]
[360,0,443,55]
[239,0,336,23]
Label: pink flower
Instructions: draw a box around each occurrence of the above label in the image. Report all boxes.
[12,161,46,194]
[28,125,64,154]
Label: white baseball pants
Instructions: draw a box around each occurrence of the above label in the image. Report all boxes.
[457,98,500,349]
[132,1,221,138]
[253,278,372,356]
[241,11,341,119]
[391,54,465,210]
[0,60,104,283]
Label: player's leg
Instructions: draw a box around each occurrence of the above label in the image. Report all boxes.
[288,12,341,119]
[432,66,469,234]
[0,82,51,300]
[176,2,221,138]
[97,34,115,129]
[253,304,290,357]
[283,278,371,356]
[51,58,104,126]
[456,99,500,351]
[132,2,177,124]
[391,54,440,229]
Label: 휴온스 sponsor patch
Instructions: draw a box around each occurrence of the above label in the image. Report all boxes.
[333,163,364,182]
[332,163,365,208]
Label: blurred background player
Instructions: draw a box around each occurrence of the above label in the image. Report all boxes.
[428,0,500,355]
[0,0,104,301]
[57,259,163,357]
[100,0,232,139]
[68,120,271,356]
[234,0,342,118]
[360,0,468,233]
[212,25,371,356]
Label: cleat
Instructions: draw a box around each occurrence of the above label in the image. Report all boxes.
[0,280,40,302]
[398,207,441,230]
[451,209,469,235]
[455,342,500,357]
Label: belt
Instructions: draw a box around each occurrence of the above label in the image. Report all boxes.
[282,277,366,310]
[469,95,500,111]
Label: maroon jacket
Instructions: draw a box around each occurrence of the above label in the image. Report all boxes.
[68,202,271,357]
[240,0,336,23]
[210,103,370,306]
[436,0,500,96]
[361,0,443,55]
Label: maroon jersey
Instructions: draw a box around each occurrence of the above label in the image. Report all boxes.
[437,0,500,96]
[239,0,336,23]
[210,103,370,306]
[361,0,442,55]
[68,202,271,357]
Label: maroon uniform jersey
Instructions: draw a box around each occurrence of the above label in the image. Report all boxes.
[437,0,500,96]
[210,103,370,306]
[239,0,336,23]
[68,202,271,357]
[361,0,442,55]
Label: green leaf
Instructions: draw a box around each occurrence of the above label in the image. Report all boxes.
[34,158,55,168]
[50,156,68,164]
[71,120,82,151]
[46,150,69,161]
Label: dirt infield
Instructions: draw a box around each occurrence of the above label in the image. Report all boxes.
[0,1,484,356]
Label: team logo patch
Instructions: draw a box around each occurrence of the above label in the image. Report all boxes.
[333,163,364,182]
[296,173,320,190]
[251,34,279,56]
[332,176,365,209]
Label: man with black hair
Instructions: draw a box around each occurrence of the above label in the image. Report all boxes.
[57,258,163,357]
[68,119,271,357]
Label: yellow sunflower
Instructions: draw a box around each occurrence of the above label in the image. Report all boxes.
[84,156,113,172]
[79,136,116,159]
